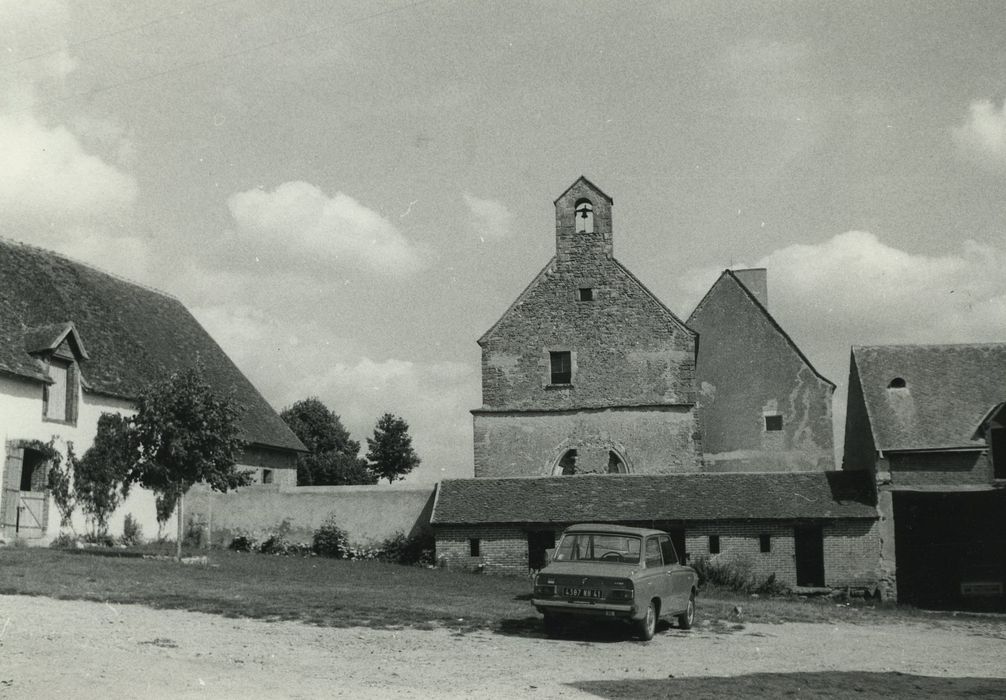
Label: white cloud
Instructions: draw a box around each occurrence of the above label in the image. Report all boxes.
[953,99,1006,164]
[0,115,137,226]
[228,181,423,275]
[463,192,512,240]
[677,231,1006,464]
[0,0,142,279]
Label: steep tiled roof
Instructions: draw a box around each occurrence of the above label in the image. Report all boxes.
[430,472,877,525]
[0,239,304,452]
[852,344,1006,451]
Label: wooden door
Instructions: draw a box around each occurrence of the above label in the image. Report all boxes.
[794,524,825,587]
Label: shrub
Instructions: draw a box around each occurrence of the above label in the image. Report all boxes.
[228,535,255,552]
[49,532,79,549]
[312,515,350,558]
[121,513,144,547]
[81,531,115,547]
[691,553,788,595]
[379,530,435,566]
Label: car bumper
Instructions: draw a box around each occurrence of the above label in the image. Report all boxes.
[532,598,637,619]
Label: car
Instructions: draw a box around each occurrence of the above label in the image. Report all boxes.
[531,523,697,640]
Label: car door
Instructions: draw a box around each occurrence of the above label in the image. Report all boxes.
[640,536,672,612]
[658,535,691,613]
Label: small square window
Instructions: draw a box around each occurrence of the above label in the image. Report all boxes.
[578,287,594,302]
[759,534,771,553]
[262,469,274,484]
[469,538,481,557]
[549,351,572,385]
[709,535,720,555]
[764,415,783,432]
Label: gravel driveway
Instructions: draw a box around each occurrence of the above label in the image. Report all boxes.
[1,594,1003,699]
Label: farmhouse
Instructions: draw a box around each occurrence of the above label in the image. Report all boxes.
[843,343,1006,607]
[434,178,880,591]
[0,239,305,543]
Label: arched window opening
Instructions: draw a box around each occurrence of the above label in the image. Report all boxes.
[574,199,594,233]
[607,451,626,474]
[558,449,578,475]
[888,377,907,389]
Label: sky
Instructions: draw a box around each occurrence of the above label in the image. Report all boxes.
[3,1,1006,485]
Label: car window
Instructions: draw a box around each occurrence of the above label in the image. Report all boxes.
[659,535,678,565]
[553,533,641,563]
[644,537,663,567]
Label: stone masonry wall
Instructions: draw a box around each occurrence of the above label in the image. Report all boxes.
[689,273,834,472]
[473,407,701,476]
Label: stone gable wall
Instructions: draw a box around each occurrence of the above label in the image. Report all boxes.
[689,275,834,471]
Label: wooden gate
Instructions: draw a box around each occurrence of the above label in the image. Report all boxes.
[2,445,49,539]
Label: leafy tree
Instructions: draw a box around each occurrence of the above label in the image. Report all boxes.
[281,397,375,485]
[153,489,179,540]
[73,414,134,536]
[127,365,251,560]
[365,413,421,484]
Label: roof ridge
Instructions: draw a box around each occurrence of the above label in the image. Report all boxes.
[854,342,1006,351]
[0,235,182,304]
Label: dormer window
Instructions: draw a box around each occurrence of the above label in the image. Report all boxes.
[574,199,594,233]
[44,357,78,424]
[26,322,88,426]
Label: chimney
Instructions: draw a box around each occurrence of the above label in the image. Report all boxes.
[734,268,768,308]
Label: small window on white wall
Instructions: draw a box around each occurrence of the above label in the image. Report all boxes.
[262,469,274,484]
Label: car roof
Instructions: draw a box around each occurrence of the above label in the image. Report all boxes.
[561,523,666,538]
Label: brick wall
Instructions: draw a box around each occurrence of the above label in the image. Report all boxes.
[436,519,881,589]
[473,407,701,476]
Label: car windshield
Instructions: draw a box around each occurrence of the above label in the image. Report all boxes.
[553,533,642,564]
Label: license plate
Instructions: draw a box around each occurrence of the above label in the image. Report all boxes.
[563,587,602,599]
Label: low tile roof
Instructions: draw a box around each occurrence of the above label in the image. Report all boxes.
[852,344,1006,451]
[0,239,304,453]
[430,471,877,525]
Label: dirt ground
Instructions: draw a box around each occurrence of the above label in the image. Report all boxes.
[1,594,1004,699]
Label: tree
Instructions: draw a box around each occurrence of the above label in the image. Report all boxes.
[73,414,134,537]
[365,413,421,484]
[280,397,375,485]
[127,365,250,560]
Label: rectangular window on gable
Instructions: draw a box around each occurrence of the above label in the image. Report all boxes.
[549,351,572,385]
[764,414,783,432]
[578,287,594,302]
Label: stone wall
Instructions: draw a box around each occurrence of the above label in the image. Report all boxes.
[689,272,834,472]
[473,406,701,476]
[185,483,436,547]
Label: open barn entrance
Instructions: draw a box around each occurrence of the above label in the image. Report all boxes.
[2,444,50,539]
[893,491,1006,611]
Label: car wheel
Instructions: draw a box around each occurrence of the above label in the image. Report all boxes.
[677,591,695,630]
[543,613,562,638]
[636,600,657,641]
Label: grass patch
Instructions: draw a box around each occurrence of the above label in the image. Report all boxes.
[0,548,529,631]
[0,549,1001,636]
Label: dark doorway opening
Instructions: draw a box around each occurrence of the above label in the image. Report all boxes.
[894,491,1006,610]
[527,530,556,571]
[794,524,825,587]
